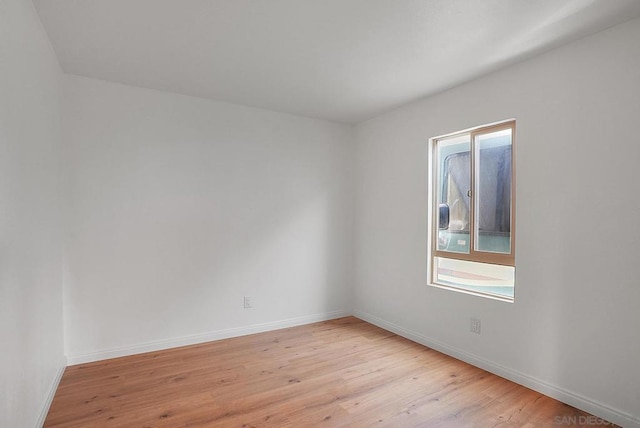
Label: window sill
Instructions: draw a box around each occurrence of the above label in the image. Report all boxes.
[428,281,514,303]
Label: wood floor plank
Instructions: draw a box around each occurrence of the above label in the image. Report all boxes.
[44,317,617,427]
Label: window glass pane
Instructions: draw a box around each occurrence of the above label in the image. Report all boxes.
[434,257,514,299]
[436,135,470,254]
[474,129,512,254]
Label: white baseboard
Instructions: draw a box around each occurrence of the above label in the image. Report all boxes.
[36,356,67,428]
[66,310,350,366]
[353,309,639,428]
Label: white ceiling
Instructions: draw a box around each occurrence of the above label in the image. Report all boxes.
[34,0,640,123]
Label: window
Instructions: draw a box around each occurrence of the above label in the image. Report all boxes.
[430,121,515,301]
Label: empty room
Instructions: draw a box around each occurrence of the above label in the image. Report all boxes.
[2,0,639,427]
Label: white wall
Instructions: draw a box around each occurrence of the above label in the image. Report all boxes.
[63,76,354,362]
[0,0,66,426]
[354,17,640,427]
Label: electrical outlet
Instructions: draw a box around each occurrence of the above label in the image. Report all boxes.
[470,318,481,334]
[243,296,253,309]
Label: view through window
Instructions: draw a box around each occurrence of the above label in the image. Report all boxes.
[430,121,515,300]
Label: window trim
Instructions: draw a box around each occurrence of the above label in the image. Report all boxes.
[429,120,516,290]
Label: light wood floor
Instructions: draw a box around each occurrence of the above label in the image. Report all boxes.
[45,317,614,427]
